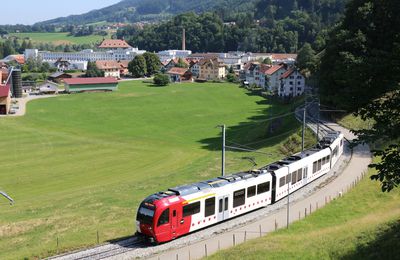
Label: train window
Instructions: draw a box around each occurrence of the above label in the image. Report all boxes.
[233,189,246,208]
[286,174,291,184]
[340,140,343,147]
[313,161,317,173]
[224,197,228,211]
[219,199,223,213]
[157,209,169,226]
[322,157,326,165]
[303,167,308,178]
[173,210,176,217]
[183,201,201,217]
[297,169,302,182]
[205,197,215,217]
[318,159,322,171]
[257,182,270,194]
[291,172,297,184]
[279,177,285,187]
[247,185,256,197]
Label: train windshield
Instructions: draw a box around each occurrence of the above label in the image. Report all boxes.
[137,203,155,224]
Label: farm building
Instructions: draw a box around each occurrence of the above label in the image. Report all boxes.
[64,77,118,93]
[48,72,73,83]
[167,67,193,82]
[38,81,60,94]
[0,85,11,115]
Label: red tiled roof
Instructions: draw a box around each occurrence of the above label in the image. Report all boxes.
[118,60,130,68]
[12,55,25,64]
[0,84,10,97]
[271,53,297,60]
[64,77,118,85]
[280,68,295,79]
[259,64,271,74]
[167,67,189,75]
[95,60,120,70]
[98,39,132,49]
[265,65,285,75]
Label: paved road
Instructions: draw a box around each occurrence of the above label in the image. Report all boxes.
[0,95,57,117]
[143,123,371,260]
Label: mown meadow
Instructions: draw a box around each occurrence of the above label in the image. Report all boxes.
[0,81,309,259]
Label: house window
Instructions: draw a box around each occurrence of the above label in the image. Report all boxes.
[297,87,302,91]
[298,81,301,85]
[289,81,293,85]
[290,87,293,91]
[290,76,294,79]
[297,76,302,79]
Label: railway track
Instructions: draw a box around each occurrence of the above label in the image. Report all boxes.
[47,236,146,260]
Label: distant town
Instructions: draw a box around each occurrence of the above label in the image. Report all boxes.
[0,29,305,116]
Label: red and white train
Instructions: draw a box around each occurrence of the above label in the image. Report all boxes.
[136,131,344,243]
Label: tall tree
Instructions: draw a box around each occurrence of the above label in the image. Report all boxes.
[85,61,104,77]
[296,43,316,74]
[318,0,400,191]
[128,55,147,78]
[143,52,161,76]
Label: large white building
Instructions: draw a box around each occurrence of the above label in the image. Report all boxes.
[157,50,192,62]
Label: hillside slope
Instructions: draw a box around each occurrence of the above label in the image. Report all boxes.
[35,0,255,25]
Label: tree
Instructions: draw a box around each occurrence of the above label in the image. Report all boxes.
[262,57,272,65]
[226,73,238,83]
[175,58,188,68]
[128,55,147,78]
[143,52,161,76]
[318,0,400,192]
[296,43,316,74]
[153,73,170,86]
[85,61,104,77]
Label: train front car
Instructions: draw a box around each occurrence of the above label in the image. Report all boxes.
[136,192,190,243]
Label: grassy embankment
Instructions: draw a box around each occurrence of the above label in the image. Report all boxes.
[5,32,107,45]
[208,115,400,260]
[0,81,312,259]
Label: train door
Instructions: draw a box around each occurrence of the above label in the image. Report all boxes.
[170,207,179,239]
[271,172,277,203]
[217,195,229,221]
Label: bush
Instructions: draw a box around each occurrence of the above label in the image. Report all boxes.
[153,73,170,86]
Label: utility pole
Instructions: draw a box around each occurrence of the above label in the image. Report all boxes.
[301,106,306,151]
[286,167,290,229]
[218,125,226,176]
[316,99,320,141]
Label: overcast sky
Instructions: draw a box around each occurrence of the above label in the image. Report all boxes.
[0,0,121,25]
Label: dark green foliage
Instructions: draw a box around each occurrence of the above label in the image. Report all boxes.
[85,61,104,77]
[226,73,238,83]
[175,58,188,68]
[296,43,316,73]
[143,52,161,76]
[153,73,170,86]
[262,58,272,65]
[318,0,400,191]
[128,55,147,78]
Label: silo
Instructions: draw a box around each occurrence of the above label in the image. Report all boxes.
[11,69,22,98]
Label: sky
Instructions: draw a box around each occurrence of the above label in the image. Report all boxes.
[0,0,121,25]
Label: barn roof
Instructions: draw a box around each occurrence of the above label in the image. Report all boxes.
[64,77,118,85]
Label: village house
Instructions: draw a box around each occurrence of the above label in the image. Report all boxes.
[163,58,190,72]
[0,85,11,115]
[198,58,226,81]
[54,58,71,72]
[243,63,271,88]
[167,67,193,83]
[117,60,130,77]
[279,68,305,97]
[48,72,73,84]
[189,60,200,77]
[95,60,120,78]
[265,64,288,92]
[38,81,60,95]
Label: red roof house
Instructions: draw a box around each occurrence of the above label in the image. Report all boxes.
[98,39,132,49]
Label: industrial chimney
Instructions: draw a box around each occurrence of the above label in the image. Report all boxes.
[182,28,186,51]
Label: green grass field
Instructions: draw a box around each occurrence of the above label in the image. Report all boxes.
[6,32,107,45]
[0,81,309,260]
[207,166,400,259]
